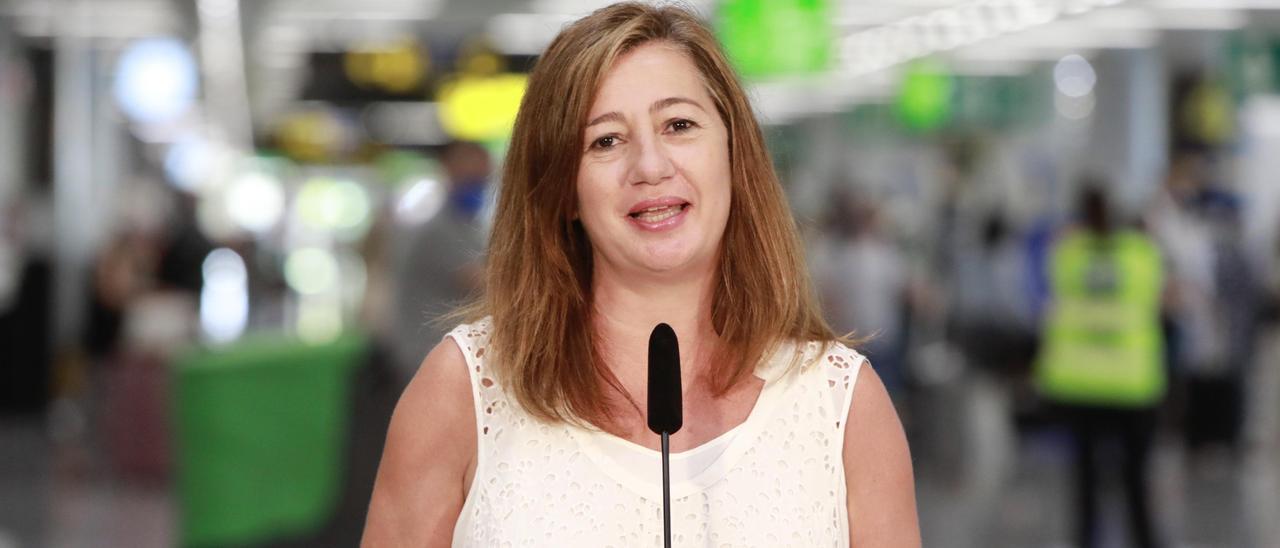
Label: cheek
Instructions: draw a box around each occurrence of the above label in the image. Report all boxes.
[693,143,732,216]
[574,164,599,211]
[574,171,614,234]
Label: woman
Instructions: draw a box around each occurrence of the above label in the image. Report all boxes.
[363,3,919,546]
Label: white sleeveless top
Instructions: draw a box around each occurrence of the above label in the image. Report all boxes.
[446,318,866,547]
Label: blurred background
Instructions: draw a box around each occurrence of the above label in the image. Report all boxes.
[1,0,1280,546]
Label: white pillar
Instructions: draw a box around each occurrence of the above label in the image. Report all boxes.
[51,0,96,349]
[1082,47,1168,217]
[0,19,20,207]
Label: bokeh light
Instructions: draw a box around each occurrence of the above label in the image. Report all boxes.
[1054,54,1097,98]
[199,248,248,344]
[394,178,446,226]
[277,109,348,163]
[896,61,954,131]
[295,177,372,235]
[113,38,198,126]
[164,135,234,192]
[296,295,343,344]
[284,247,340,296]
[225,171,286,234]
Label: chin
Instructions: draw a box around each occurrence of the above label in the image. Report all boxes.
[638,259,692,274]
[635,246,717,276]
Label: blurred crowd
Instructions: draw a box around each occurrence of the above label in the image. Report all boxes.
[807,141,1280,545]
[809,144,1280,453]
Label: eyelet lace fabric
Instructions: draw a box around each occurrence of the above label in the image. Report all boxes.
[448,318,866,547]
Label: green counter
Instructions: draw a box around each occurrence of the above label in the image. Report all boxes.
[172,333,367,547]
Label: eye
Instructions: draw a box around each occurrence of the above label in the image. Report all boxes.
[591,135,620,150]
[667,119,698,133]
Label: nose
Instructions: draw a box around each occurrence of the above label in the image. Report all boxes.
[627,133,676,186]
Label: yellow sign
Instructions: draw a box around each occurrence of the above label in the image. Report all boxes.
[437,73,527,141]
[344,39,428,94]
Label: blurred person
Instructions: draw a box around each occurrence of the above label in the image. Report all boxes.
[85,228,160,360]
[915,140,1030,498]
[949,211,1038,375]
[1147,152,1216,379]
[389,141,490,382]
[931,138,980,282]
[927,137,1029,371]
[364,4,918,546]
[1147,153,1255,455]
[84,179,197,359]
[812,187,910,394]
[1036,182,1166,548]
[1180,197,1259,453]
[949,211,1036,481]
[155,191,213,295]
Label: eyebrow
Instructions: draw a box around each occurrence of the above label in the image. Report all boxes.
[585,96,706,128]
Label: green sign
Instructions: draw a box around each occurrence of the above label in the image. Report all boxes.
[895,60,954,132]
[950,72,1044,130]
[880,61,1047,134]
[717,0,834,79]
[1227,31,1280,99]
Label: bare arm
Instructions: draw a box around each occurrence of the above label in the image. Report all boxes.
[844,363,921,547]
[362,339,477,547]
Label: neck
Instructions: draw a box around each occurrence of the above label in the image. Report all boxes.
[592,263,719,393]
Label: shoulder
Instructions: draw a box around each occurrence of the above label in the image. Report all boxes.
[397,317,495,436]
[379,335,476,467]
[401,335,477,427]
[363,336,477,546]
[841,359,920,546]
[841,361,900,449]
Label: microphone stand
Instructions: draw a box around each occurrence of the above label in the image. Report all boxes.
[661,431,672,548]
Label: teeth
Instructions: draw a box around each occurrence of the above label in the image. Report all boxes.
[634,205,682,223]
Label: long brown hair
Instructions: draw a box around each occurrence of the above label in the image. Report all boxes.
[459,2,840,426]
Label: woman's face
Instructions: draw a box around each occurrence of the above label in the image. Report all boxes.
[575,42,732,282]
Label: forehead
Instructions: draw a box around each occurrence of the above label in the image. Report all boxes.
[587,42,712,115]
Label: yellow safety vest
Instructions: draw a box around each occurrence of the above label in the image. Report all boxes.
[1035,229,1165,407]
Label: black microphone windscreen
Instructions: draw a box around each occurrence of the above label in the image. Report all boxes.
[647,323,683,435]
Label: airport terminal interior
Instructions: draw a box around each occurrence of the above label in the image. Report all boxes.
[3,0,1280,546]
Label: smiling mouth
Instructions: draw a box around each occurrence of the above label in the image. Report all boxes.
[628,203,689,223]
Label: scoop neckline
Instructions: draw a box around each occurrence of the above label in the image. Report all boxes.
[567,344,799,500]
[578,375,765,459]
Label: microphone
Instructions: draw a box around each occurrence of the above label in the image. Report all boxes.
[647,323,683,435]
[647,323,682,548]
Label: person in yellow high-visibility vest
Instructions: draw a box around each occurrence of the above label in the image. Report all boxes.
[1036,183,1166,548]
